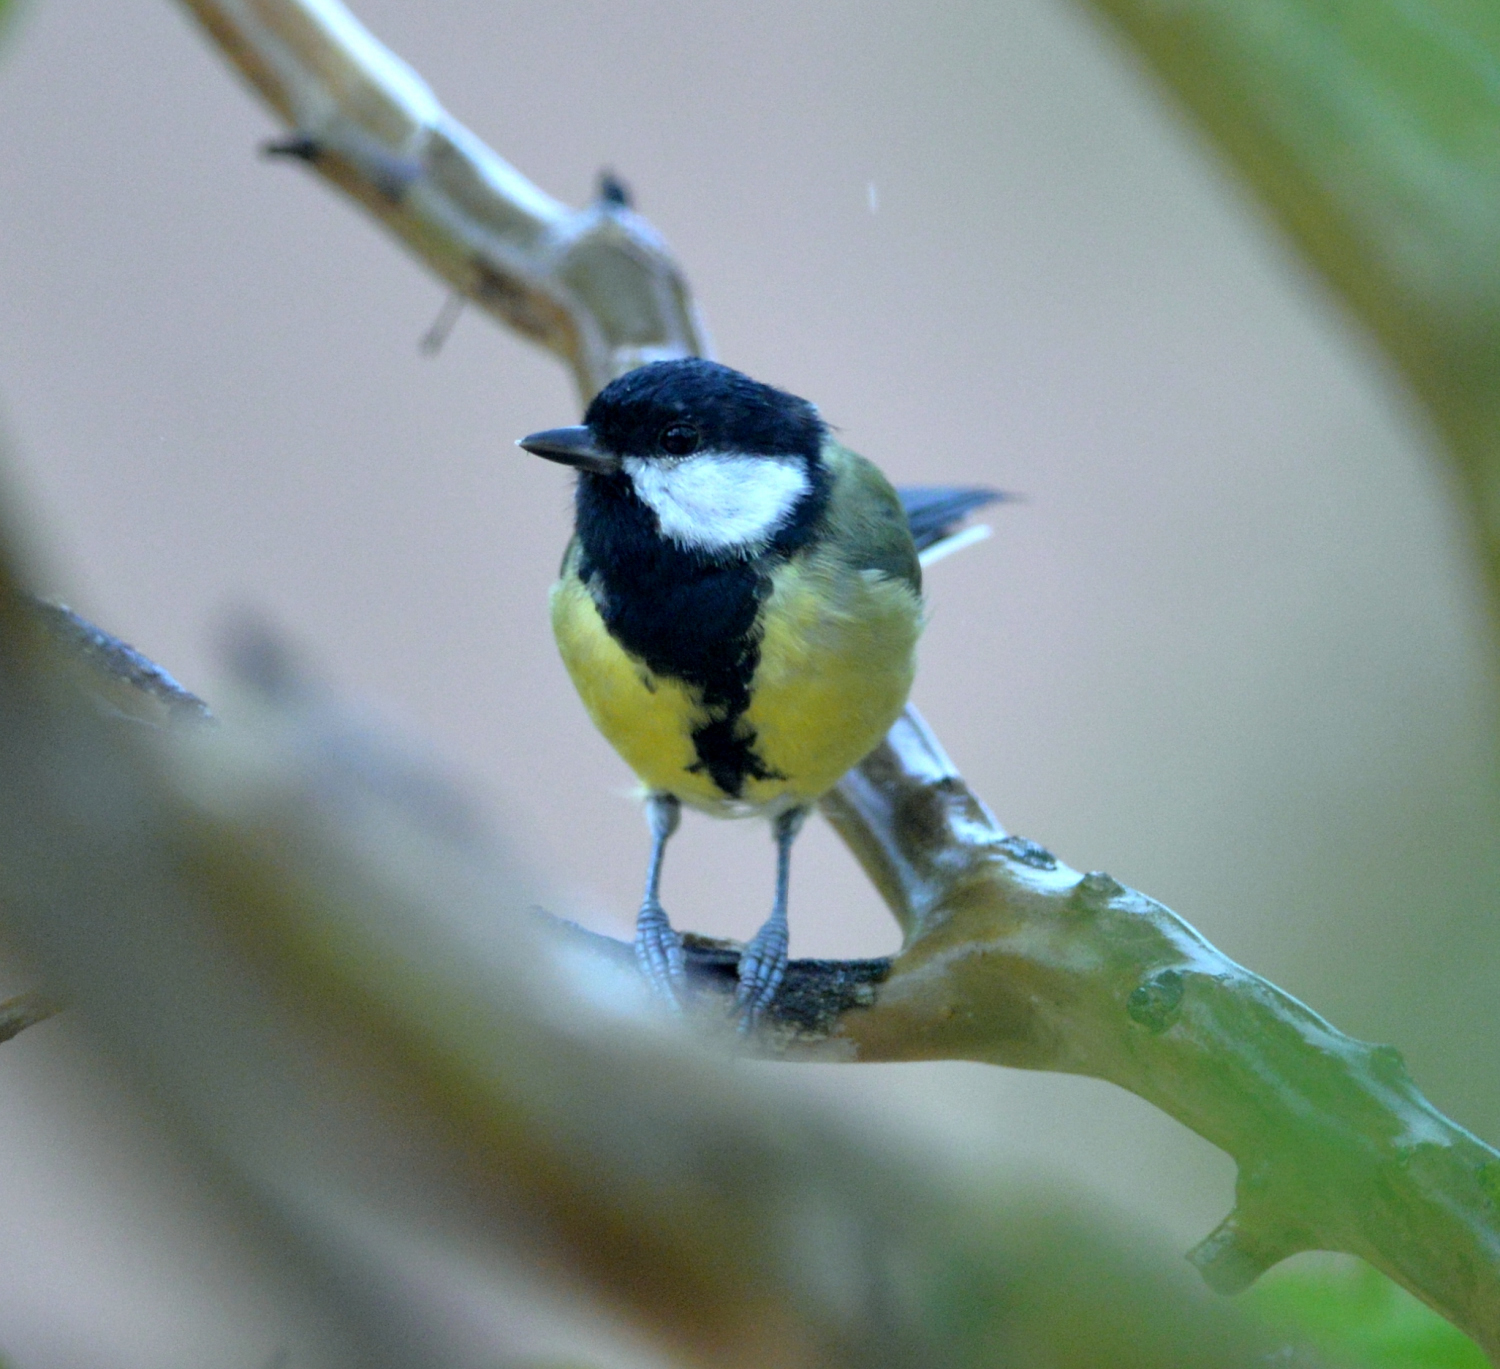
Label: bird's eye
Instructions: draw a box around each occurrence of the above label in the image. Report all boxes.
[659,423,700,456]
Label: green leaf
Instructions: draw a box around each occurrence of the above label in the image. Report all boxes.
[1248,1256,1488,1368]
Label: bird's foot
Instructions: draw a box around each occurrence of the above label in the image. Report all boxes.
[734,918,788,1034]
[634,899,687,1009]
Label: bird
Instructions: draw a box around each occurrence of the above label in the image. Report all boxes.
[518,358,997,1026]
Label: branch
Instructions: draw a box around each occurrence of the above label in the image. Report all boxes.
[828,717,1500,1333]
[180,0,703,401]
[0,576,1284,1368]
[556,711,1500,1349]
[30,592,1499,1358]
[166,0,1500,1357]
[31,600,211,725]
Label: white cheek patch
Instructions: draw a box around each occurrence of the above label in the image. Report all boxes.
[623,452,811,553]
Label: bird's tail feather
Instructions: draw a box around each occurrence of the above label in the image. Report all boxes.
[898,486,1007,562]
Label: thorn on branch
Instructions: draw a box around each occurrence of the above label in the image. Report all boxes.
[419,292,466,356]
[262,133,323,163]
[597,168,633,209]
[996,834,1057,870]
[31,599,212,723]
[1072,869,1125,911]
[1189,1212,1304,1295]
[261,134,416,203]
[1127,968,1186,1034]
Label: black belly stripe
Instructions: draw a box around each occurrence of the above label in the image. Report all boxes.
[686,714,786,796]
[573,471,797,799]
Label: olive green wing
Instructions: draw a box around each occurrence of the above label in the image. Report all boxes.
[820,442,923,594]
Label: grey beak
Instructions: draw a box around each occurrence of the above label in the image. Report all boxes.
[517,426,621,475]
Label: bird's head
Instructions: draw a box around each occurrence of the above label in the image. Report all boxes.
[519,358,827,555]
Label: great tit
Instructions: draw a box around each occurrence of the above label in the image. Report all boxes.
[519,358,995,1025]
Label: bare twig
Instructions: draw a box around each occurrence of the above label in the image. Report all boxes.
[183,0,704,401]
[161,0,1500,1357]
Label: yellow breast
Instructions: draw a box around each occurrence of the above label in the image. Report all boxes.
[550,550,920,816]
[551,570,722,808]
[741,551,919,805]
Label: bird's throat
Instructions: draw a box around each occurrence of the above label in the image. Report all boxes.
[621,452,810,554]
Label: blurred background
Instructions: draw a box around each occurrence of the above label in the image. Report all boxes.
[0,0,1497,1364]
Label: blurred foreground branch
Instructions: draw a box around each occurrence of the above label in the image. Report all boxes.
[526,711,1500,1359]
[0,990,58,1044]
[157,0,1500,1356]
[1077,0,1500,615]
[0,573,1282,1367]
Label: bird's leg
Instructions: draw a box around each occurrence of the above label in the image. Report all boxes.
[735,805,808,1031]
[634,792,685,1005]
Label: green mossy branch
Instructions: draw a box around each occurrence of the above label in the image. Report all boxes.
[553,709,1500,1353]
[826,717,1500,1345]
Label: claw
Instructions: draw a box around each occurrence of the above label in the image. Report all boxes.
[735,917,788,1032]
[734,806,805,1034]
[635,898,686,1009]
[632,792,684,1009]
